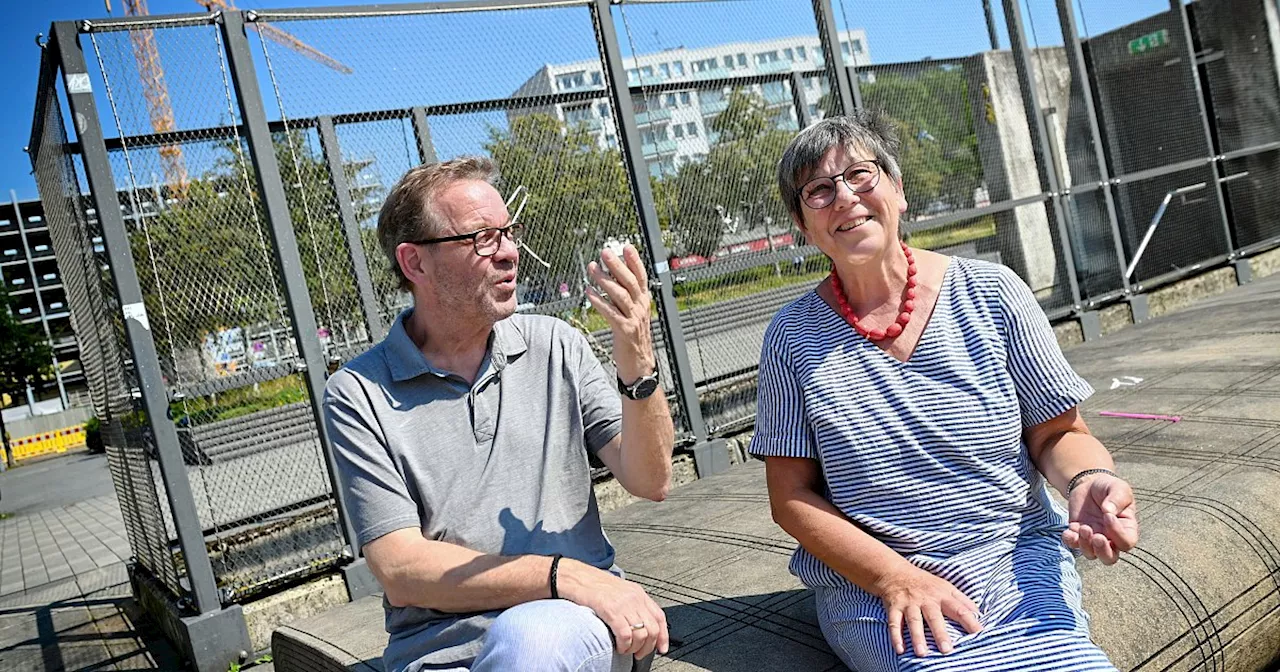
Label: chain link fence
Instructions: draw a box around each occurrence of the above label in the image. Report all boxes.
[32,0,1280,611]
[31,50,188,599]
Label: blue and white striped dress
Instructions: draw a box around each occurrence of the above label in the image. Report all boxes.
[749,257,1116,671]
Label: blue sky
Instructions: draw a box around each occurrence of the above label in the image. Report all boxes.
[3,0,1167,200]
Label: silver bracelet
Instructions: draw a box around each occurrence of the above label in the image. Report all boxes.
[1068,468,1118,494]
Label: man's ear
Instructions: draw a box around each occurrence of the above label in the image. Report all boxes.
[395,242,428,288]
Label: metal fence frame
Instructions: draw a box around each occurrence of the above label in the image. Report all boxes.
[29,0,1280,666]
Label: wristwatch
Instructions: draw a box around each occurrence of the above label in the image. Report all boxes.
[617,369,660,400]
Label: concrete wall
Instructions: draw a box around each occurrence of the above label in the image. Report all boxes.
[966,49,1073,296]
[4,405,92,438]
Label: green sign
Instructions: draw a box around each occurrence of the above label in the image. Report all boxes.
[1129,28,1170,55]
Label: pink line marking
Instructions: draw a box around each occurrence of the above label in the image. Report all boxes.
[1098,411,1182,422]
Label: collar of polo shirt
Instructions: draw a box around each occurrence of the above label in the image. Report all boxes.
[383,308,529,382]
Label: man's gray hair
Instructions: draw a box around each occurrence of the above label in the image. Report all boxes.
[777,110,903,222]
[376,156,500,291]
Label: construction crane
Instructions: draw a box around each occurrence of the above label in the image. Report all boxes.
[105,0,188,193]
[194,0,353,75]
[103,0,352,197]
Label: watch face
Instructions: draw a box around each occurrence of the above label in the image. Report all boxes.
[632,376,660,399]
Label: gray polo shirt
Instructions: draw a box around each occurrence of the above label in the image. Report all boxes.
[323,309,622,669]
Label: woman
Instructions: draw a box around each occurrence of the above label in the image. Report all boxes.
[750,112,1139,671]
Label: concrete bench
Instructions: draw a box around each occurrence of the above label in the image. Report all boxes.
[273,454,1280,671]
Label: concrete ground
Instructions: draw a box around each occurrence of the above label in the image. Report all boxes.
[0,452,182,671]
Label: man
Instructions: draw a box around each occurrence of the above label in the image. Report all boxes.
[324,156,675,672]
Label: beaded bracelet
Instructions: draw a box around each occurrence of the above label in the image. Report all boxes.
[1067,468,1118,494]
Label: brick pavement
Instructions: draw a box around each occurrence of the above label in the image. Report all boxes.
[1,495,131,598]
[0,460,180,671]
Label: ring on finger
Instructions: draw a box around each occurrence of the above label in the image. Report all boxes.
[630,622,646,631]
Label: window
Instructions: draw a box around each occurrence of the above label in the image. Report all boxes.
[797,45,807,61]
[655,125,669,141]
[686,122,698,136]
[737,53,747,67]
[641,66,654,77]
[680,92,691,105]
[853,39,864,54]
[627,68,639,83]
[564,104,593,125]
[591,72,602,86]
[666,93,678,107]
[785,47,794,61]
[606,135,618,148]
[673,61,685,76]
[642,130,656,145]
[598,103,610,118]
[557,71,587,90]
[808,104,819,117]
[723,55,734,69]
[841,41,850,56]
[805,77,815,90]
[673,125,684,138]
[28,216,42,223]
[0,220,9,227]
[755,50,780,65]
[659,63,671,78]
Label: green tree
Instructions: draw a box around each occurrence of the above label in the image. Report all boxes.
[818,67,981,220]
[130,133,380,366]
[484,113,638,298]
[0,288,54,467]
[663,88,794,258]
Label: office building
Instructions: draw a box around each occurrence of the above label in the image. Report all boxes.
[511,31,871,176]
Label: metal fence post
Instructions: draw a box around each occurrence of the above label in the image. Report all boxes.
[411,107,439,165]
[811,0,859,113]
[317,115,385,342]
[1169,0,1236,265]
[983,0,1002,50]
[1054,0,1137,313]
[791,71,814,129]
[1001,0,1085,313]
[51,21,223,617]
[590,0,726,474]
[219,12,366,579]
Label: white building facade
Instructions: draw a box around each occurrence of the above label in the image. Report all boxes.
[510,31,871,176]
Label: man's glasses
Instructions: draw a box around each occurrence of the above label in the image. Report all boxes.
[409,222,526,257]
[800,160,882,210]
[408,186,532,259]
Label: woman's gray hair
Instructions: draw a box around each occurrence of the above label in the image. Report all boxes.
[377,156,500,291]
[777,110,903,222]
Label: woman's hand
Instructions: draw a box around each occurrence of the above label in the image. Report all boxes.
[873,565,983,657]
[1064,473,1139,564]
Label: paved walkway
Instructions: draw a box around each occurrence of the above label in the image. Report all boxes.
[1,495,130,597]
[0,454,181,671]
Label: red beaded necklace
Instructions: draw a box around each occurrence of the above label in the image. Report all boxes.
[830,241,917,342]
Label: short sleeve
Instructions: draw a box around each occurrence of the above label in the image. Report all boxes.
[324,370,421,549]
[748,318,818,459]
[994,266,1094,427]
[569,327,622,454]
